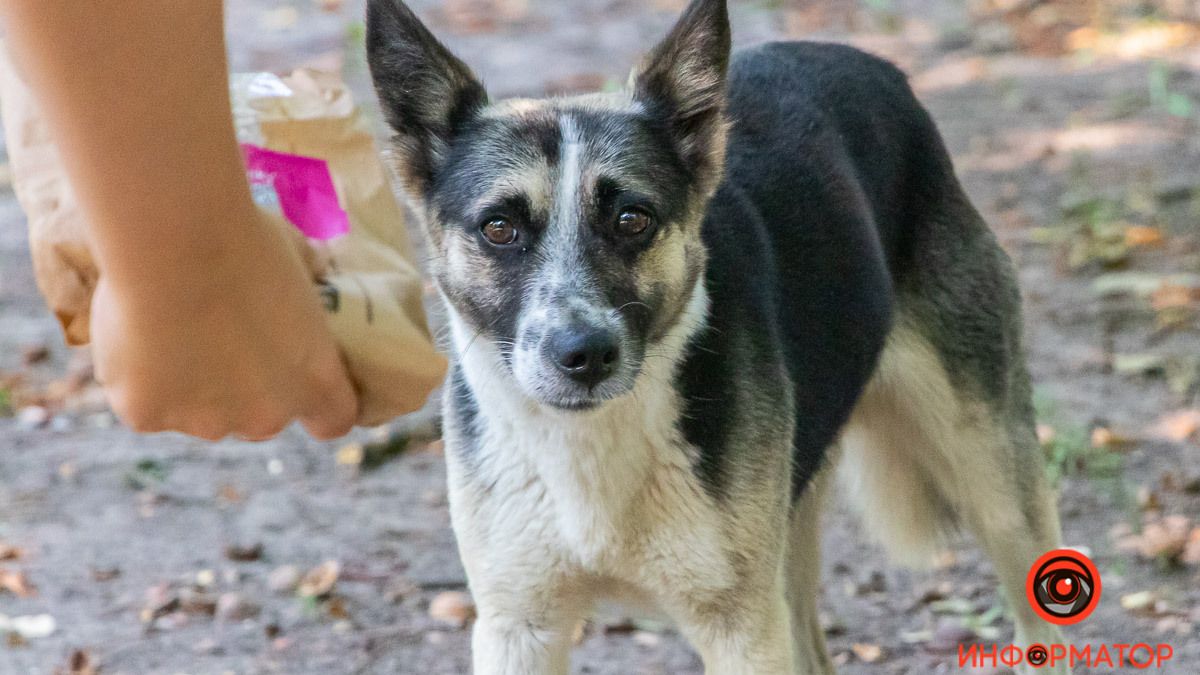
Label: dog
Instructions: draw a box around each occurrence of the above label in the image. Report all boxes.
[366,0,1067,672]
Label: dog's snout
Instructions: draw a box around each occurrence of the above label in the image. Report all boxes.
[548,325,620,387]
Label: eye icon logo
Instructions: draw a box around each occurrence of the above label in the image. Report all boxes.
[1027,549,1101,625]
[1026,644,1049,666]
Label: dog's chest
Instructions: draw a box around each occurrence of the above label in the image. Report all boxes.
[447,394,734,590]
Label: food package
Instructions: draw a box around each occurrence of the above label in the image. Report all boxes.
[0,53,445,426]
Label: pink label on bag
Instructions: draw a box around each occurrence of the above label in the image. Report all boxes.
[242,143,350,240]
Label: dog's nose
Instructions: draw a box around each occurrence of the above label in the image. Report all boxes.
[548,326,620,387]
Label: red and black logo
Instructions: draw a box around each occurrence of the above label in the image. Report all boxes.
[1026,644,1049,666]
[1026,549,1101,625]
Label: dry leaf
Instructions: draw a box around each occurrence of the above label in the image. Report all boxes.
[429,590,476,628]
[1091,426,1135,450]
[1125,225,1165,248]
[54,649,98,675]
[1118,515,1191,562]
[1151,283,1200,311]
[0,568,36,597]
[224,542,263,562]
[851,643,884,663]
[0,542,22,561]
[297,560,339,598]
[1148,410,1200,442]
[1121,590,1167,615]
[1184,528,1200,566]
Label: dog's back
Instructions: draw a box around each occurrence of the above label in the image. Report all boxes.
[692,41,1032,499]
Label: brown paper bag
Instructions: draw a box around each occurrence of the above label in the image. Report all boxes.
[0,54,445,426]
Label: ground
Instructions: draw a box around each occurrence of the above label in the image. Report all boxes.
[1,1,1199,674]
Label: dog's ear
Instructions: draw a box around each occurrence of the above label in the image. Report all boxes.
[632,0,730,185]
[367,0,487,195]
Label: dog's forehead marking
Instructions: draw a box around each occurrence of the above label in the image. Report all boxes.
[555,115,584,235]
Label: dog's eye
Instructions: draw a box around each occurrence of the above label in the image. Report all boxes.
[481,217,518,246]
[616,208,653,237]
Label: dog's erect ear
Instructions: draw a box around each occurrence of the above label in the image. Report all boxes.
[366,0,487,195]
[633,0,730,183]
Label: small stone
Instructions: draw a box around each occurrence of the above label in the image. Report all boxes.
[16,406,50,430]
[632,631,660,647]
[215,592,260,622]
[268,565,302,594]
[8,613,55,639]
[429,591,476,628]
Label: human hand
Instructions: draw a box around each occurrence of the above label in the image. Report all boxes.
[89,210,358,441]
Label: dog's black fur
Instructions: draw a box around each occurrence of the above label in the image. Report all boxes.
[684,41,1024,500]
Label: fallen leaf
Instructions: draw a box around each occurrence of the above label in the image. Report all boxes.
[1184,528,1200,566]
[0,542,22,561]
[327,596,350,620]
[1121,590,1167,615]
[851,643,884,663]
[1118,514,1192,563]
[1151,283,1200,311]
[20,344,50,367]
[429,590,476,628]
[1091,426,1136,450]
[89,566,119,582]
[297,560,339,598]
[1124,225,1165,248]
[53,649,98,675]
[1148,410,1200,442]
[0,568,36,597]
[224,542,263,562]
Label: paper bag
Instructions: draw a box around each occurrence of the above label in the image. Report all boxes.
[0,54,445,426]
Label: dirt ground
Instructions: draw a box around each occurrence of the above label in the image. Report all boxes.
[2,1,1200,673]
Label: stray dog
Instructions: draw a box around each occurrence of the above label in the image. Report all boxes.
[367,0,1067,672]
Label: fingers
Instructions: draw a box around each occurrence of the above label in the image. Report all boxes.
[297,350,359,441]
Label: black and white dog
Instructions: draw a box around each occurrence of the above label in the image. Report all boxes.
[367,0,1066,672]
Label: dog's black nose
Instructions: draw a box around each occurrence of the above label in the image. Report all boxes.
[548,326,620,387]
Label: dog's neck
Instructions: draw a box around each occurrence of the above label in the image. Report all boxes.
[443,280,710,564]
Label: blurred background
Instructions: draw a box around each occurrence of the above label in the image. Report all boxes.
[1,0,1199,673]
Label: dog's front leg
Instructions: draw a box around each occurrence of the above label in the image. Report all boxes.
[470,601,577,675]
[679,592,798,675]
